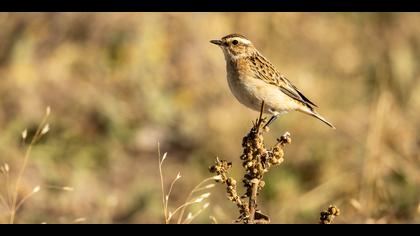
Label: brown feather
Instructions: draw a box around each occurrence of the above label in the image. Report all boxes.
[248,52,318,109]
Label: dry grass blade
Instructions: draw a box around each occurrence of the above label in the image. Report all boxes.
[157,143,169,224]
[182,203,210,224]
[176,176,216,224]
[158,145,212,224]
[8,106,51,224]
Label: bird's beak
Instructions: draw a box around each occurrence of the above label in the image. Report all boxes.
[210,39,223,46]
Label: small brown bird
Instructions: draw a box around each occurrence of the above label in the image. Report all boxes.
[210,34,335,129]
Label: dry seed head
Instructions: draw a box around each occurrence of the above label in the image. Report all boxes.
[32,185,41,193]
[62,186,74,191]
[161,152,167,163]
[209,216,217,224]
[176,172,181,180]
[199,193,211,199]
[281,132,292,144]
[320,205,340,224]
[227,177,236,186]
[22,129,28,140]
[209,165,218,173]
[194,198,204,203]
[328,205,340,216]
[41,124,50,135]
[204,184,215,189]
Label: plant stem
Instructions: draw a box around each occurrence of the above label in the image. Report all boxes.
[168,200,202,222]
[8,107,49,224]
[10,144,33,224]
[248,178,259,224]
[158,143,168,224]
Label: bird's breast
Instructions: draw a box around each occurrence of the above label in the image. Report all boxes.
[225,61,264,112]
[224,59,299,115]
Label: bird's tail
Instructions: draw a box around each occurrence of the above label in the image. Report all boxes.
[299,108,336,129]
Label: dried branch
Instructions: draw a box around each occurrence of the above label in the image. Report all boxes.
[210,101,291,224]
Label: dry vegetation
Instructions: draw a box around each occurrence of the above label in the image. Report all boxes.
[0,13,420,223]
[209,102,292,224]
[319,205,340,224]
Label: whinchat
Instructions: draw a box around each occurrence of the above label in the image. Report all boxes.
[210,34,335,129]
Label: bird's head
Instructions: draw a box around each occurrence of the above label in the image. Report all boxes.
[210,34,255,61]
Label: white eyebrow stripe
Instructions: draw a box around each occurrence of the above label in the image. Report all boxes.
[233,37,251,45]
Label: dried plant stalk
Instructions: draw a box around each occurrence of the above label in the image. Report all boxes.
[210,101,291,224]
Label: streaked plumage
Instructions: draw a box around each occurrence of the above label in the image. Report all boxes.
[210,34,335,129]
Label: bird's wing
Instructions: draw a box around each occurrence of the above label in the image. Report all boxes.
[250,55,318,109]
[277,75,318,108]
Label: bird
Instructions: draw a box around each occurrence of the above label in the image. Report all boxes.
[210,33,335,129]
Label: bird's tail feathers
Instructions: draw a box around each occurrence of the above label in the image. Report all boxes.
[300,108,336,129]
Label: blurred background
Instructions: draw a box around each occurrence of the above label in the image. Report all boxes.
[0,13,419,224]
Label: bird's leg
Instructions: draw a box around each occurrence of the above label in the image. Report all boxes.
[263,115,278,129]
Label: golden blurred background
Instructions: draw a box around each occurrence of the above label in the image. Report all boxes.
[0,13,419,224]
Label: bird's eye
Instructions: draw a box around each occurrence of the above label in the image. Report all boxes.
[232,40,239,45]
